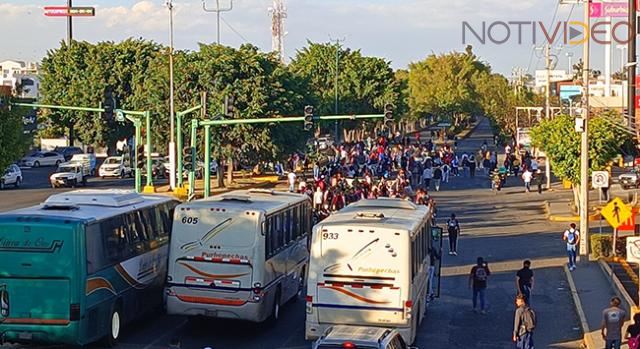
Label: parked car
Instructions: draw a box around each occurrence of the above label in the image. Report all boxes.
[317,136,335,151]
[313,326,417,349]
[69,153,97,176]
[19,151,65,167]
[141,157,167,179]
[50,163,88,188]
[98,156,133,178]
[1,164,22,189]
[54,146,84,161]
[619,169,640,189]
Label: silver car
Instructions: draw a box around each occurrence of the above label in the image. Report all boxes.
[313,326,418,349]
[19,151,65,167]
[1,164,22,189]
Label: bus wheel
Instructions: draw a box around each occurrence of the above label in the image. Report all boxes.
[105,305,122,347]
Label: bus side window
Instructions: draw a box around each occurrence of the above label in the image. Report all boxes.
[285,209,293,244]
[86,223,106,274]
[266,216,273,259]
[101,215,127,265]
[275,213,284,250]
[293,206,300,240]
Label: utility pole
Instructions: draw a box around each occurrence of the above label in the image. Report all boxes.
[579,0,591,260]
[628,0,637,130]
[567,52,574,75]
[332,37,345,141]
[167,0,176,190]
[202,0,234,44]
[270,0,287,64]
[67,0,73,45]
[544,44,553,190]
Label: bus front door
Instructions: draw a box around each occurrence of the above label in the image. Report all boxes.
[431,226,443,298]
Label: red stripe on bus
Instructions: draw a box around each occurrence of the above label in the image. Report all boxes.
[3,318,70,325]
[175,294,246,306]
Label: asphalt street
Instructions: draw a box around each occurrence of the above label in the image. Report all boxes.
[0,118,583,349]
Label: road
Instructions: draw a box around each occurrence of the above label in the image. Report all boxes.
[1,118,583,349]
[0,166,167,212]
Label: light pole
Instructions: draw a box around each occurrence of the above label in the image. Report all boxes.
[202,0,234,44]
[566,52,574,75]
[166,0,177,190]
[331,37,345,141]
[579,0,591,260]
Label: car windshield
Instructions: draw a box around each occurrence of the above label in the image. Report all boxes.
[57,166,76,173]
[104,158,121,164]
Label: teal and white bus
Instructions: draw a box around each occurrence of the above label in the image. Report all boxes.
[0,189,179,346]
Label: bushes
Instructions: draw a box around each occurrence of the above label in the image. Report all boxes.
[590,233,627,259]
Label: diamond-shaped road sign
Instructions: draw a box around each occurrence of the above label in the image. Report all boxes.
[601,197,633,229]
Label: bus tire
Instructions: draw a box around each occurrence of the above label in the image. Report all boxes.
[104,305,122,347]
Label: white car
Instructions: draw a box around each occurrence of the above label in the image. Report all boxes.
[19,151,65,168]
[99,156,133,178]
[313,326,418,349]
[1,164,22,189]
[50,163,87,188]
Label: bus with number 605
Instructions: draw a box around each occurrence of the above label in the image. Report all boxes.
[165,189,312,322]
[0,190,179,347]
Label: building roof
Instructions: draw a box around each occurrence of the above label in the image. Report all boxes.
[181,189,309,214]
[0,189,176,223]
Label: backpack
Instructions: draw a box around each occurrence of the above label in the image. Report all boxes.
[521,307,536,332]
[474,267,488,282]
[629,334,640,349]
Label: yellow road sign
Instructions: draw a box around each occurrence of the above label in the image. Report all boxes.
[601,197,633,229]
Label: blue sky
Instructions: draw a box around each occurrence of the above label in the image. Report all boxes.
[0,0,621,76]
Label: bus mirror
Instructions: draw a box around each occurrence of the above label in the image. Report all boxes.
[431,227,443,241]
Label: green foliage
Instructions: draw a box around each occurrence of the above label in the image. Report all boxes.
[530,113,631,183]
[590,233,626,259]
[0,101,29,171]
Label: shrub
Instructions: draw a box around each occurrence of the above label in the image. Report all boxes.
[590,233,626,259]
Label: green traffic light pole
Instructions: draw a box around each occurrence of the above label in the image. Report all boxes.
[13,102,154,193]
[175,104,202,189]
[186,114,385,199]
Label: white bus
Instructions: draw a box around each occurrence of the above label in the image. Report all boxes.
[165,189,312,322]
[305,198,434,344]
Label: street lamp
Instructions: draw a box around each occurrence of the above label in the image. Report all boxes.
[202,0,234,45]
[566,52,574,75]
[166,0,176,190]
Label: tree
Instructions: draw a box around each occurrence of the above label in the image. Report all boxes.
[289,41,400,140]
[0,100,29,172]
[530,112,630,211]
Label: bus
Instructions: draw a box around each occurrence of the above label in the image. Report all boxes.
[165,189,312,322]
[0,189,179,347]
[305,198,434,344]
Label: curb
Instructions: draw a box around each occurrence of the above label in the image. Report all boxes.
[564,264,590,349]
[543,200,602,222]
[599,259,637,308]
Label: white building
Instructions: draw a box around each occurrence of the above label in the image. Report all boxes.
[0,60,40,99]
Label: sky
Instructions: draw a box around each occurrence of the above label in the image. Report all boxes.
[0,0,625,77]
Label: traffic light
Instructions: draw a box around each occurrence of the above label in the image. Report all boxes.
[304,105,314,131]
[384,103,394,129]
[103,90,115,121]
[183,146,193,171]
[225,95,236,118]
[136,145,145,169]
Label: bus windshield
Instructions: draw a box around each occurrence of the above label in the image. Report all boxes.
[173,212,258,251]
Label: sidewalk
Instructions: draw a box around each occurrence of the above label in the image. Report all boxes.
[545,182,639,222]
[566,261,635,348]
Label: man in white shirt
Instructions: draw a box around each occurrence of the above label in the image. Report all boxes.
[313,187,324,210]
[287,171,296,192]
[522,170,533,193]
[422,166,433,190]
[563,223,580,271]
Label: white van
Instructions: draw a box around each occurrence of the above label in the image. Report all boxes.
[165,189,312,322]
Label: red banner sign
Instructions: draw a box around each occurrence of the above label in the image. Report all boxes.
[619,207,638,232]
[44,6,95,17]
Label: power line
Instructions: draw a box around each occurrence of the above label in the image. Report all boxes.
[220,16,249,43]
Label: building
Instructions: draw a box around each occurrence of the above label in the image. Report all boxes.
[0,60,40,99]
[534,70,572,93]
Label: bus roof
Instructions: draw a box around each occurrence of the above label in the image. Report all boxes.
[318,198,430,233]
[182,189,309,214]
[0,189,175,223]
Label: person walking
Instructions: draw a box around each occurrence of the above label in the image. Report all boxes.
[513,294,536,349]
[427,246,441,303]
[522,169,533,193]
[287,171,297,192]
[563,223,580,271]
[433,166,443,192]
[601,296,627,349]
[422,165,433,190]
[469,257,490,314]
[447,213,460,255]
[626,313,640,349]
[516,260,534,305]
[442,163,451,183]
[535,170,545,194]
